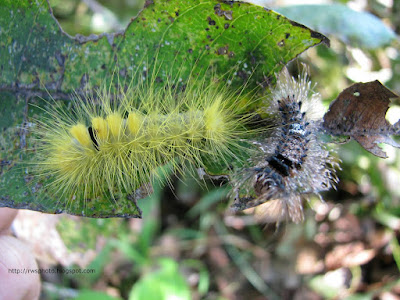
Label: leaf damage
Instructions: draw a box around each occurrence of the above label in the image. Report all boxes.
[323,80,400,158]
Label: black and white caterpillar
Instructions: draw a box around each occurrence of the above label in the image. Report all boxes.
[231,68,338,223]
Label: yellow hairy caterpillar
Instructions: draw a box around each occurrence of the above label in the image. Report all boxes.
[34,73,257,210]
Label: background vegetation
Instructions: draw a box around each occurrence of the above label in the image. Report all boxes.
[3,0,400,299]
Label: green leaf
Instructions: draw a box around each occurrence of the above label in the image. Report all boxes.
[1,0,328,92]
[277,4,396,49]
[308,274,341,299]
[129,258,191,300]
[0,0,328,217]
[76,290,122,300]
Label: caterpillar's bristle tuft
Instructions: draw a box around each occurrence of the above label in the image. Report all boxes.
[69,123,92,148]
[92,117,108,141]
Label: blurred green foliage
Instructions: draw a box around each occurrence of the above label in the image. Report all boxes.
[277,4,396,49]
[3,0,400,299]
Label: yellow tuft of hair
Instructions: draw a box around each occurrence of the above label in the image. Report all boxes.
[92,117,108,141]
[204,96,226,140]
[106,112,124,139]
[127,110,144,136]
[69,123,92,148]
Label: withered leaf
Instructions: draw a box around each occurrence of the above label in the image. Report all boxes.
[323,80,400,158]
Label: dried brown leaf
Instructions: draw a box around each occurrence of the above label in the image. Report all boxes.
[323,80,400,158]
[325,242,376,269]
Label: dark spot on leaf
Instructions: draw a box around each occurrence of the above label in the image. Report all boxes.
[144,0,154,8]
[222,0,234,6]
[310,30,330,47]
[236,70,248,81]
[246,49,265,66]
[287,19,330,46]
[188,48,193,54]
[224,23,230,29]
[214,3,233,20]
[277,39,285,47]
[285,33,290,39]
[205,45,210,50]
[207,16,216,25]
[205,27,210,31]
[175,10,179,17]
[55,51,65,67]
[216,45,229,55]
